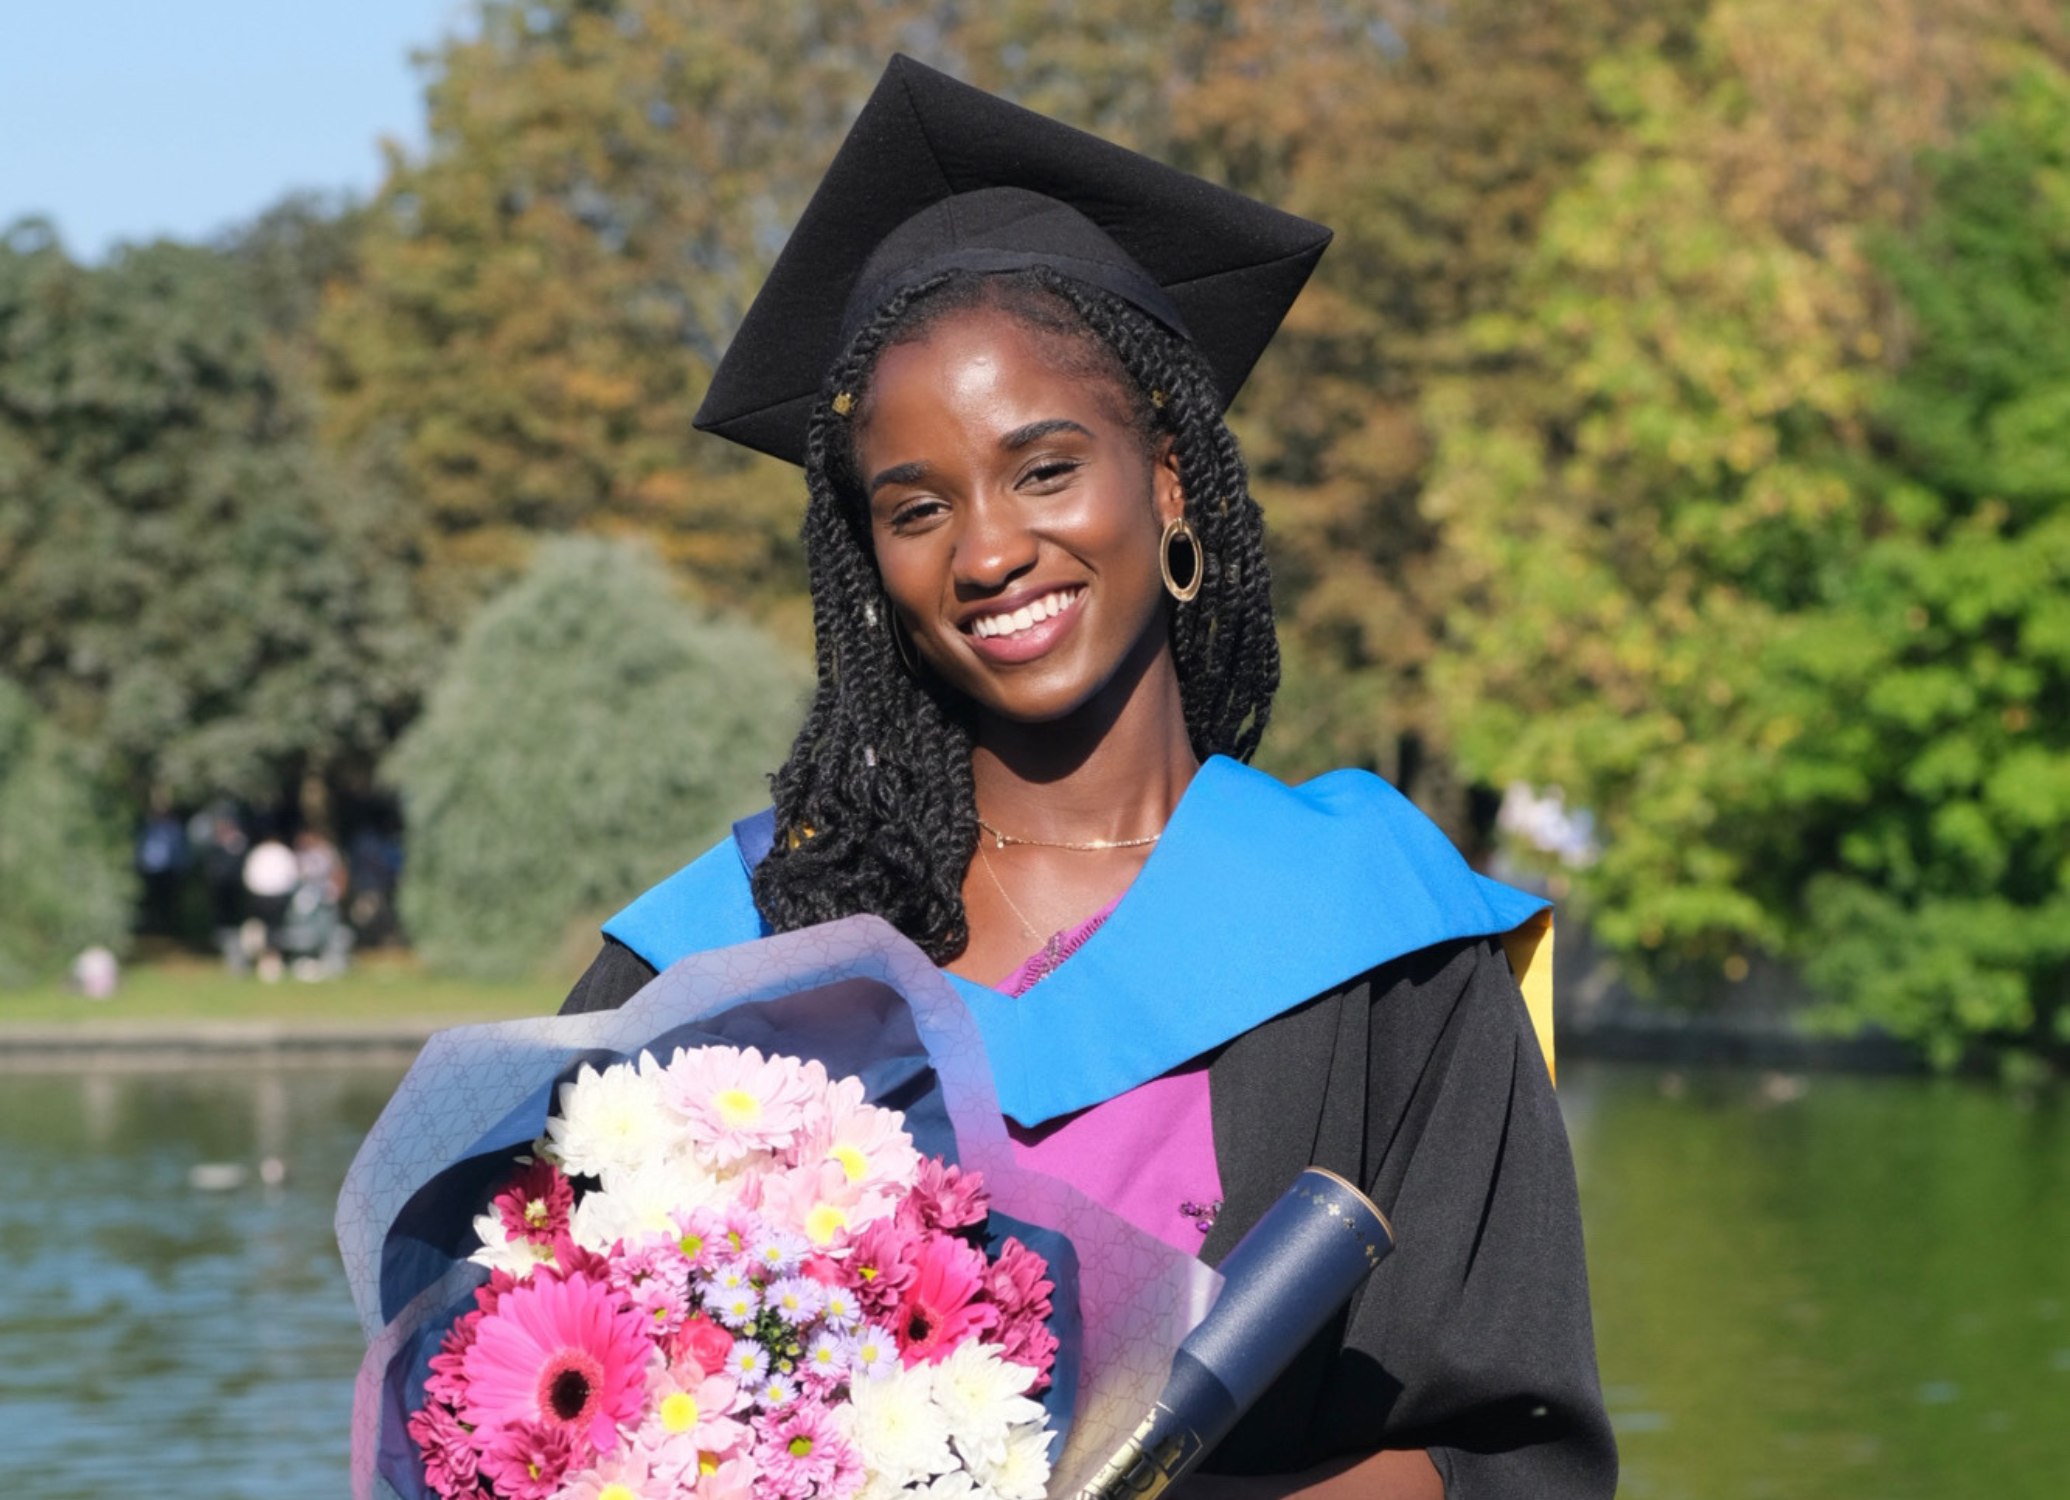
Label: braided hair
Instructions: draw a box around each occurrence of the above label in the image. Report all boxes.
[751,268,1279,961]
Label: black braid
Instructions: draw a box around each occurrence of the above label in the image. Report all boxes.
[752,269,1279,961]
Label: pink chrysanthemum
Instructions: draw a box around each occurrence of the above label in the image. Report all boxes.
[495,1159,575,1246]
[478,1418,579,1500]
[897,1159,989,1232]
[844,1218,920,1320]
[984,1237,1058,1391]
[423,1306,483,1405]
[661,1046,825,1165]
[407,1399,479,1498]
[611,1242,691,1336]
[461,1271,651,1454]
[894,1233,998,1366]
[752,1399,864,1500]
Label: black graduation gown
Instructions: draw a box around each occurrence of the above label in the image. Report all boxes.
[560,932,1617,1498]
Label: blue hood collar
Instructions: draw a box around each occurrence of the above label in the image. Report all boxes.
[605,756,1546,1126]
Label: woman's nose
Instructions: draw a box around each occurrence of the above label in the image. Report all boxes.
[953,492,1038,591]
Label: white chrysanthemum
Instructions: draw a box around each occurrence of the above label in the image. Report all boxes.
[935,1341,1046,1470]
[466,1210,553,1276]
[921,1471,981,1500]
[543,1060,674,1180]
[970,1422,1053,1500]
[843,1362,955,1484]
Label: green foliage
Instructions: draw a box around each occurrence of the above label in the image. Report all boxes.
[1427,4,2070,1058]
[1796,62,2070,1061]
[0,225,432,804]
[0,677,134,988]
[386,536,809,979]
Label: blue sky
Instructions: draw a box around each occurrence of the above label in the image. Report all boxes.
[2,2,468,260]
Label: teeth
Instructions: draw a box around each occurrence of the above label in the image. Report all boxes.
[972,588,1079,639]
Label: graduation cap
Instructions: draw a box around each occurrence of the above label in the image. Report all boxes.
[693,55,1333,467]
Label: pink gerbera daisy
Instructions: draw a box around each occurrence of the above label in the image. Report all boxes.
[460,1270,651,1454]
[893,1233,998,1366]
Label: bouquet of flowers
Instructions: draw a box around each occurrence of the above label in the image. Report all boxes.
[410,1044,1061,1500]
[341,918,1219,1500]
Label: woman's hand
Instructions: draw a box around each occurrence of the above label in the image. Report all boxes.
[1174,1449,1443,1500]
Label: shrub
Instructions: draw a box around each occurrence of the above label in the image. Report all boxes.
[387,538,809,980]
[0,678,135,988]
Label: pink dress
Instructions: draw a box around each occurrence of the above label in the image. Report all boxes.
[998,906,1224,1254]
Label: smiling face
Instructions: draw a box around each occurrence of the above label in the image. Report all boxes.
[854,300,1185,728]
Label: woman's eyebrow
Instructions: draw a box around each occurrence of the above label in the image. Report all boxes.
[868,460,931,495]
[1002,418,1093,451]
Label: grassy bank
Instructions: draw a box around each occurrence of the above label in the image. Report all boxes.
[0,951,562,1027]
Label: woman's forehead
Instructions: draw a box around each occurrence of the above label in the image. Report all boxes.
[860,302,1140,439]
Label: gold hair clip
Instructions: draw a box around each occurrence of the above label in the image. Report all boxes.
[832,392,856,416]
[1150,389,1168,408]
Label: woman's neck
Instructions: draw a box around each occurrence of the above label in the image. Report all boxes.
[968,637,1199,846]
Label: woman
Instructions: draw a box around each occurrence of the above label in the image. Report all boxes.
[565,57,1614,1499]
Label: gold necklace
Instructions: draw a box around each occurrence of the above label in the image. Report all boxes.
[975,815,1162,852]
[975,843,1048,942]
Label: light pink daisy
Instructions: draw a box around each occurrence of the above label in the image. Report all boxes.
[460,1271,651,1453]
[551,1443,670,1500]
[695,1453,761,1500]
[661,1046,825,1166]
[752,1399,864,1500]
[801,1076,921,1193]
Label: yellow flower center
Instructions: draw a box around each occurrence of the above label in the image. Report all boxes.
[700,1452,721,1476]
[829,1144,869,1181]
[790,1436,816,1458]
[524,1197,549,1226]
[805,1203,850,1245]
[680,1231,705,1258]
[660,1391,700,1434]
[600,1486,638,1500]
[713,1088,763,1128]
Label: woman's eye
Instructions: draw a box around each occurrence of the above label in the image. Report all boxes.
[888,498,945,529]
[1022,458,1081,488]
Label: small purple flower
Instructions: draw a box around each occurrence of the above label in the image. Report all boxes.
[753,1372,799,1409]
[818,1284,862,1329]
[802,1331,850,1380]
[850,1323,899,1379]
[750,1229,810,1277]
[726,1336,771,1386]
[765,1275,827,1325]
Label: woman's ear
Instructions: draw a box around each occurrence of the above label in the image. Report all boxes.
[1152,436,1186,528]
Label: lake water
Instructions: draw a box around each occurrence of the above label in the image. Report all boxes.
[3,1058,2065,1498]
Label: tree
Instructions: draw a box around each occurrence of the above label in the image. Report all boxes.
[386,536,809,979]
[1798,61,2070,1060]
[1420,0,2067,1058]
[0,225,433,810]
[0,677,133,988]
[318,0,959,626]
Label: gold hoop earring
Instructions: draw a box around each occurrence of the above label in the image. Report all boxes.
[1160,517,1203,602]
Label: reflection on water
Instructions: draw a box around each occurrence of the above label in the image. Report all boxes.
[0,1063,405,1500]
[3,1059,2066,1498]
[1561,1061,2070,1499]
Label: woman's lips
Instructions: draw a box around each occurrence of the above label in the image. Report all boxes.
[962,586,1085,665]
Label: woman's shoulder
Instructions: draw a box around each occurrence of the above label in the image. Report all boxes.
[602,813,774,973]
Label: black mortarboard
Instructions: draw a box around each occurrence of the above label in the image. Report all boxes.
[693,55,1333,467]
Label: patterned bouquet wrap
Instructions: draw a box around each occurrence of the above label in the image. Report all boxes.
[338,917,1220,1500]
